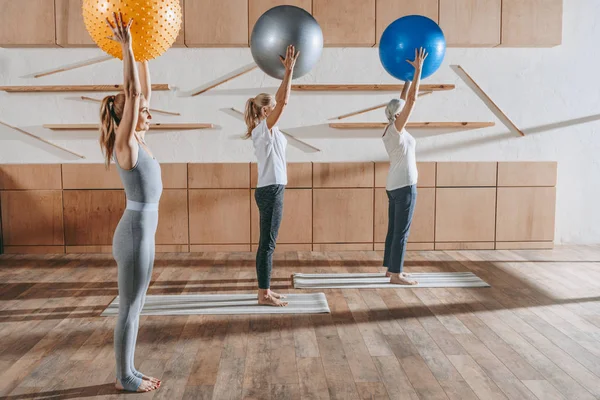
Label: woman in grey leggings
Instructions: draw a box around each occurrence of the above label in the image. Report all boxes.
[382,48,427,286]
[243,45,299,307]
[99,14,161,393]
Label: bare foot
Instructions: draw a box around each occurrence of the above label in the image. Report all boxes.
[268,289,286,299]
[115,379,160,393]
[385,271,391,278]
[258,293,289,307]
[141,375,161,385]
[389,272,417,286]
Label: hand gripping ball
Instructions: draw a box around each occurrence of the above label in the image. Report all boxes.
[83,0,183,62]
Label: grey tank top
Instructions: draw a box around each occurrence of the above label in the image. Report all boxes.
[115,146,163,204]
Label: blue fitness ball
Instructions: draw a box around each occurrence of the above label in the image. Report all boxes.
[379,15,446,81]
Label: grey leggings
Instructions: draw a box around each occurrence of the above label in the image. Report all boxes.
[113,208,158,391]
[383,185,417,274]
[255,184,285,289]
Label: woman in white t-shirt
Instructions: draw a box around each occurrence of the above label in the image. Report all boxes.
[243,45,299,306]
[382,48,427,285]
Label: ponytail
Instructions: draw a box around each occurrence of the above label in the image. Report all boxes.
[99,93,125,168]
[243,93,275,139]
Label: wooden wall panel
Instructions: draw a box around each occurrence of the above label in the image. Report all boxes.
[435,242,495,250]
[495,241,554,250]
[313,189,374,243]
[251,163,312,188]
[496,187,556,242]
[249,0,312,38]
[162,164,188,189]
[156,244,189,253]
[0,0,57,47]
[497,162,557,187]
[376,0,439,44]
[62,164,122,189]
[55,0,95,47]
[156,190,189,244]
[375,162,435,188]
[251,189,312,244]
[1,190,64,245]
[251,243,313,252]
[173,0,186,47]
[189,189,250,244]
[63,190,125,245]
[0,164,62,190]
[374,188,435,243]
[313,243,373,251]
[66,245,112,253]
[436,162,497,187]
[313,162,374,188]
[439,0,501,47]
[4,246,65,254]
[435,188,496,242]
[500,0,562,47]
[313,0,375,46]
[189,163,249,188]
[184,0,248,46]
[375,242,435,251]
[191,244,251,252]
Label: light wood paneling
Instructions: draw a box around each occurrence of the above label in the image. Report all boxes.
[375,242,435,251]
[313,243,373,251]
[55,0,95,47]
[251,189,312,244]
[62,164,122,189]
[374,188,435,243]
[495,241,554,250]
[434,242,495,250]
[66,245,112,253]
[189,163,249,188]
[174,0,186,47]
[3,245,65,254]
[251,163,312,188]
[496,187,556,242]
[162,163,188,189]
[251,243,313,252]
[313,0,375,46]
[313,189,374,243]
[1,190,64,245]
[63,190,125,245]
[249,0,312,38]
[189,189,251,244]
[435,188,496,242]
[0,164,62,190]
[497,162,557,187]
[439,0,501,47]
[313,162,374,188]
[374,162,435,188]
[500,0,562,47]
[376,0,439,44]
[0,0,56,47]
[190,244,251,252]
[156,190,189,245]
[436,162,497,187]
[156,244,189,252]
[184,0,248,47]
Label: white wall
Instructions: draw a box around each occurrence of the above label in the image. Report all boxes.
[0,0,598,244]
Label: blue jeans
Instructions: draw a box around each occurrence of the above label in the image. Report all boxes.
[383,185,417,274]
[255,184,285,289]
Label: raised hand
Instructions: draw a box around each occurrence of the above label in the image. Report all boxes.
[280,44,300,72]
[406,47,428,70]
[106,12,133,46]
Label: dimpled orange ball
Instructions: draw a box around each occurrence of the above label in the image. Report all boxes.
[83,0,182,61]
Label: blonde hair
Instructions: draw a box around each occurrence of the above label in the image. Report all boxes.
[244,93,275,139]
[385,98,406,123]
[99,93,126,168]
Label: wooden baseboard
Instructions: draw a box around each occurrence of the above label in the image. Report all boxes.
[3,245,65,254]
[495,241,554,250]
[435,242,495,250]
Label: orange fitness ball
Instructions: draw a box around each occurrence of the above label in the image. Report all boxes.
[82,0,182,62]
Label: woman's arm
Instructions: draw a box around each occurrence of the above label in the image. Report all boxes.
[394,47,428,133]
[266,45,299,131]
[138,61,151,104]
[400,80,410,101]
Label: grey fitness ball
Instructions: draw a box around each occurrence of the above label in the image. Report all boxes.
[250,5,323,80]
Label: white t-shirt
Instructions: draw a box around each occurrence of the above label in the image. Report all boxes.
[382,123,418,191]
[252,119,288,187]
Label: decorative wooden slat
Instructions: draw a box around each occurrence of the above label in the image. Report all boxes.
[329,122,495,129]
[0,120,85,158]
[43,123,213,131]
[292,84,454,92]
[33,56,112,78]
[191,64,258,96]
[80,96,181,116]
[332,92,433,120]
[453,65,525,137]
[0,84,170,92]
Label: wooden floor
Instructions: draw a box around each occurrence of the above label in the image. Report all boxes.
[2,247,600,400]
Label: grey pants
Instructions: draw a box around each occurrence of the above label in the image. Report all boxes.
[255,184,285,289]
[383,185,417,274]
[113,209,158,391]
